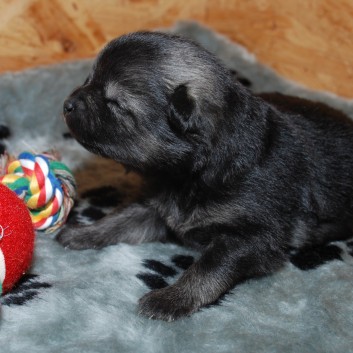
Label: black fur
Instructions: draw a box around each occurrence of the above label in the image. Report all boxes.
[58,32,353,321]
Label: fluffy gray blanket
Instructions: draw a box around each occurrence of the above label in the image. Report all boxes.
[1,22,353,353]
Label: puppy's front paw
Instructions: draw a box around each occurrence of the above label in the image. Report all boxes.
[138,286,198,321]
[56,226,99,250]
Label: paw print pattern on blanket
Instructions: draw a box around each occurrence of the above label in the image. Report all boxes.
[289,244,343,270]
[67,186,123,226]
[136,255,195,290]
[0,274,51,306]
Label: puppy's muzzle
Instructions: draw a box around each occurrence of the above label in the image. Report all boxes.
[63,97,80,117]
[63,99,75,114]
[63,90,88,121]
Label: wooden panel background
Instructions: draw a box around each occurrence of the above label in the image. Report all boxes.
[0,0,353,97]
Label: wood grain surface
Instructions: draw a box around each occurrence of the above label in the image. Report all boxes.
[0,0,352,97]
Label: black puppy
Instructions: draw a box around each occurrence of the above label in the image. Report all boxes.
[58,32,353,321]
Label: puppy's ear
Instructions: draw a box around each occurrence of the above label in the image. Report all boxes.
[168,85,195,134]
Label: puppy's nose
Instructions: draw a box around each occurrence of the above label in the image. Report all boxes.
[63,98,76,115]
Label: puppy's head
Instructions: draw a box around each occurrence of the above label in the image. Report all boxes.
[63,32,239,174]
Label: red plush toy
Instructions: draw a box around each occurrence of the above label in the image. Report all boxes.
[0,183,35,294]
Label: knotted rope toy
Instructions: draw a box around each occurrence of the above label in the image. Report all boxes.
[0,151,76,233]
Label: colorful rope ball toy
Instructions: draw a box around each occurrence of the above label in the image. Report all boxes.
[0,151,77,233]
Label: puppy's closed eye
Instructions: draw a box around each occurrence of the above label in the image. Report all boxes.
[106,98,123,109]
[168,84,195,134]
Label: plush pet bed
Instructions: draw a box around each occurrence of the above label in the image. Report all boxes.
[1,22,353,353]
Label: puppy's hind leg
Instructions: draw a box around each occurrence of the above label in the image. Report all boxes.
[56,203,168,250]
